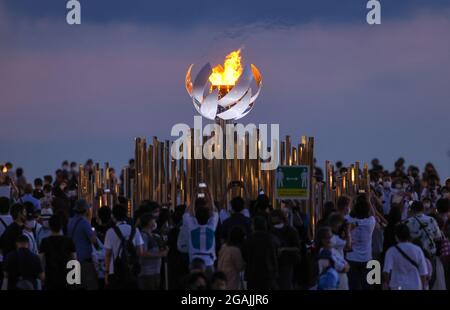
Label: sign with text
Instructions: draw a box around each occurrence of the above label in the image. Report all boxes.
[275,165,309,200]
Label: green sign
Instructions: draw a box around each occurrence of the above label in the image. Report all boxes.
[275,165,309,200]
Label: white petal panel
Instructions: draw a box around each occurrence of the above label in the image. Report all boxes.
[192,63,212,103]
[200,89,219,120]
[217,65,253,108]
[217,89,252,120]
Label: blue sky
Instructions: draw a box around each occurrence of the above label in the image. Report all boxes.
[1,0,450,180]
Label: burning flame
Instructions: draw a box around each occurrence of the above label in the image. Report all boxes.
[2,166,7,174]
[209,49,243,86]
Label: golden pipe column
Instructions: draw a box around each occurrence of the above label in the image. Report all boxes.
[363,163,370,194]
[355,161,360,193]
[307,137,316,234]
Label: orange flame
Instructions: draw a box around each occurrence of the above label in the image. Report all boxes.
[209,49,243,86]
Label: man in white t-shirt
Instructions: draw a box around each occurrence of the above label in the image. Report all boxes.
[104,204,144,289]
[403,201,442,256]
[383,223,428,290]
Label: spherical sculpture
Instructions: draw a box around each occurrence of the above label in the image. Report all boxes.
[185,50,262,121]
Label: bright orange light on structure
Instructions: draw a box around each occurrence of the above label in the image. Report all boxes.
[2,166,7,174]
[209,49,243,86]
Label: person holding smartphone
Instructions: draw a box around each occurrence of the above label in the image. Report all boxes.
[182,183,218,276]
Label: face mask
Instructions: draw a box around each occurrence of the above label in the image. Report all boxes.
[424,203,431,209]
[384,182,391,188]
[152,222,158,231]
[273,223,284,229]
[25,220,36,229]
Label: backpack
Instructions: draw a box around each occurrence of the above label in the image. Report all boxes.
[317,266,339,290]
[112,225,140,284]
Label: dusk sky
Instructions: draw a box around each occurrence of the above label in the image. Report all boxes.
[1,0,450,180]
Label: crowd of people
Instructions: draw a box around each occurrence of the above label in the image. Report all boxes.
[0,157,449,290]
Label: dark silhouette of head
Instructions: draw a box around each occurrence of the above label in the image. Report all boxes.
[195,198,210,225]
[395,223,411,242]
[112,204,128,222]
[230,196,245,213]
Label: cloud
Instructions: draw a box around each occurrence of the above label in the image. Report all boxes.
[1,5,450,179]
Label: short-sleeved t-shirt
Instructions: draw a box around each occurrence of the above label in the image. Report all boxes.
[67,215,94,261]
[39,235,76,289]
[139,231,163,276]
[383,242,428,290]
[104,222,144,275]
[331,234,347,258]
[346,216,376,262]
[183,212,219,266]
[404,214,442,256]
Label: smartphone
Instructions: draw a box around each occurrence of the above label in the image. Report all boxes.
[104,188,111,193]
[198,182,207,188]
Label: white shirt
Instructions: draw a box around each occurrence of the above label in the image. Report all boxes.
[319,247,347,273]
[383,242,428,290]
[104,222,144,274]
[346,216,376,262]
[331,234,346,258]
[183,212,219,266]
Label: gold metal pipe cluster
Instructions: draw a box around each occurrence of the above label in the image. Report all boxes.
[324,161,371,206]
[78,134,315,222]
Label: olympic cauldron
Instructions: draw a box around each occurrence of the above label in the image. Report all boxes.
[185,49,262,121]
